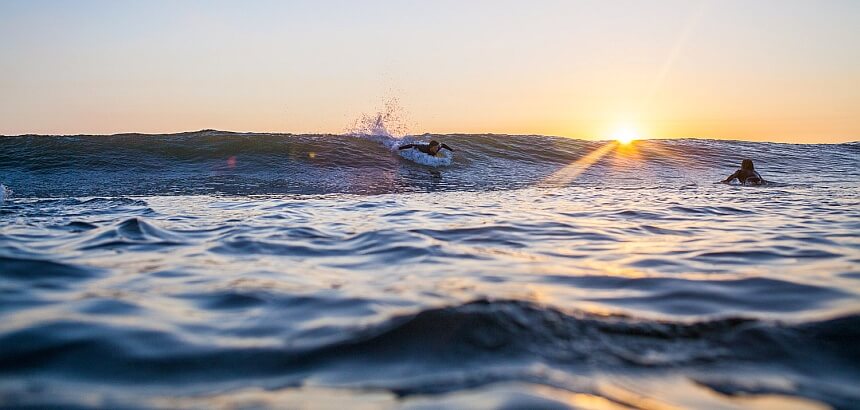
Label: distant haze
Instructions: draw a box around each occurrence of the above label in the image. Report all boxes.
[1,0,858,142]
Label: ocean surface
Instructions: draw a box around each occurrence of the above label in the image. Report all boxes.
[1,131,858,409]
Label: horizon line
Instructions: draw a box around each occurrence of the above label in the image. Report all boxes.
[1,129,857,145]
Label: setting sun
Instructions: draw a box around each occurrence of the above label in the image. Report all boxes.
[611,127,639,145]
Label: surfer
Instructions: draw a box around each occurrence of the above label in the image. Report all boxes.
[722,159,764,185]
[398,140,454,157]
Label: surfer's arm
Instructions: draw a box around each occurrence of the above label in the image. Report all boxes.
[398,144,415,150]
[722,170,739,183]
[440,144,454,152]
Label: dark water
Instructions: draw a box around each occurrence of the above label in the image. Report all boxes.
[1,131,859,409]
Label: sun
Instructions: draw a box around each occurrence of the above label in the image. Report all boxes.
[611,127,639,145]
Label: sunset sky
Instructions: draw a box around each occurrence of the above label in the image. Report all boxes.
[1,0,858,142]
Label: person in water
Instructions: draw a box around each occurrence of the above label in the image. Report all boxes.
[722,159,764,185]
[398,140,454,156]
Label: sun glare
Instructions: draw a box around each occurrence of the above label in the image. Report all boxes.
[612,127,639,145]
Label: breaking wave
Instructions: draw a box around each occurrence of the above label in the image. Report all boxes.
[1,130,856,197]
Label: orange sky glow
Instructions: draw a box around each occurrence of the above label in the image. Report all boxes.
[1,1,857,143]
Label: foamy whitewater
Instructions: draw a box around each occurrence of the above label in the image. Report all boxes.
[1,131,858,409]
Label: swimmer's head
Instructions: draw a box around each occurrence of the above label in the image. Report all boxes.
[428,140,441,155]
[741,159,755,171]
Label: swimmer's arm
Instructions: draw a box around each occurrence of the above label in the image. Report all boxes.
[721,170,739,183]
[398,144,415,150]
[440,143,454,152]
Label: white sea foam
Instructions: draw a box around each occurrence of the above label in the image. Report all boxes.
[0,184,10,203]
[398,146,453,167]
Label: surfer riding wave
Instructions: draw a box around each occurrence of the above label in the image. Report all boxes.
[398,140,454,156]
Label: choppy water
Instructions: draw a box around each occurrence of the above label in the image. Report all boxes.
[1,131,859,409]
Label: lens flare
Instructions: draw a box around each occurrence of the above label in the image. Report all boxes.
[541,141,618,187]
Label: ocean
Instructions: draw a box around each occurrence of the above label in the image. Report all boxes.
[1,131,858,409]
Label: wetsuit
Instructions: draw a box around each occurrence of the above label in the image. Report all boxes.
[725,169,763,185]
[398,143,454,156]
